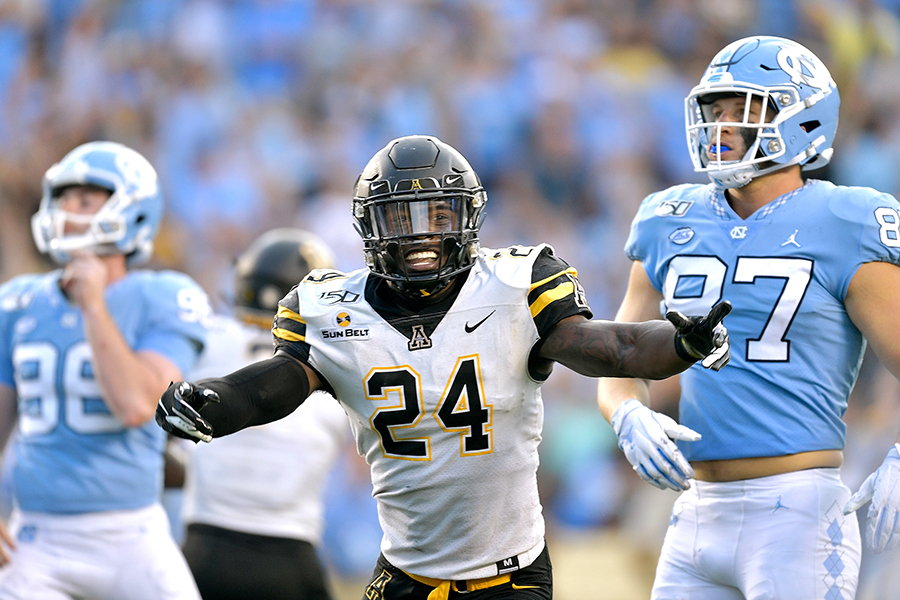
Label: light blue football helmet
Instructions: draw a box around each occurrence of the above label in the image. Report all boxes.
[685,36,840,189]
[31,141,163,266]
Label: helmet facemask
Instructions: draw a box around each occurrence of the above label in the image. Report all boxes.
[357,185,486,296]
[32,185,131,260]
[686,86,828,189]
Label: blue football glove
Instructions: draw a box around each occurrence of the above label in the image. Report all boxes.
[611,398,700,491]
[844,443,900,553]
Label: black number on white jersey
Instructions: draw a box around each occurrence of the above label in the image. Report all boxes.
[364,355,493,460]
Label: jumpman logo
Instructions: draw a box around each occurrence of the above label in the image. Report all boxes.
[773,495,791,513]
[781,229,801,247]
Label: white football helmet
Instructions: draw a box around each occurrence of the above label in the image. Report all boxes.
[685,36,840,189]
[31,141,163,265]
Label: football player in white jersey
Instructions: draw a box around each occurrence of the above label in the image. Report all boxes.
[156,134,731,600]
[598,36,900,599]
[0,142,209,599]
[179,228,350,600]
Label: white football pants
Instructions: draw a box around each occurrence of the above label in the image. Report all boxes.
[0,504,200,600]
[652,468,861,600]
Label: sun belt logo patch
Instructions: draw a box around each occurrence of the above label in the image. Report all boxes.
[322,311,370,341]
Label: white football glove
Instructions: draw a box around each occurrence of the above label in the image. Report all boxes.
[611,398,700,491]
[844,443,900,553]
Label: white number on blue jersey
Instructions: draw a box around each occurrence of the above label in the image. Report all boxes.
[176,287,212,324]
[875,207,900,248]
[13,340,121,436]
[734,258,812,361]
[665,255,812,363]
[366,355,492,460]
[13,342,58,436]
[665,256,728,315]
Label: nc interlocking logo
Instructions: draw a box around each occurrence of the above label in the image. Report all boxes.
[730,226,748,240]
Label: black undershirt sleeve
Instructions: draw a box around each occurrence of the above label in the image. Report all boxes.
[195,354,311,438]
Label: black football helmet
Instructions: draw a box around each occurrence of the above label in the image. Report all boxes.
[233,228,335,326]
[352,135,487,296]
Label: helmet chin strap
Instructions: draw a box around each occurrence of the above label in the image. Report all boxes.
[710,165,756,189]
[710,132,827,189]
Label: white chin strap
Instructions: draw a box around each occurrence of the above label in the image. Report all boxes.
[709,164,756,189]
[708,135,829,190]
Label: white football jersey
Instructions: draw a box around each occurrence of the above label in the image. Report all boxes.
[273,244,591,579]
[182,314,350,542]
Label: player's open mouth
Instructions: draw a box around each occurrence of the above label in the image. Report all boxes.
[405,249,440,270]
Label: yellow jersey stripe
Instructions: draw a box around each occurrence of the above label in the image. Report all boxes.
[276,304,306,324]
[530,282,574,318]
[529,267,577,293]
[273,327,305,343]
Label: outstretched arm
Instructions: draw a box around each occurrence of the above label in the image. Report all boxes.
[540,316,689,380]
[596,261,669,419]
[156,351,321,443]
[538,280,730,381]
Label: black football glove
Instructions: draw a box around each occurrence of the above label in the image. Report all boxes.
[667,300,732,371]
[155,381,220,443]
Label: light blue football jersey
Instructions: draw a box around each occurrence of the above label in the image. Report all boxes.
[0,269,208,513]
[626,180,900,461]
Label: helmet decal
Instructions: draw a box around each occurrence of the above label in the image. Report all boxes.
[776,46,834,91]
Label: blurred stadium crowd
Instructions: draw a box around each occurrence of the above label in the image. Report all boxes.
[2,0,900,597]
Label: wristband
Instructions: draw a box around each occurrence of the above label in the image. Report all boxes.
[673,335,701,363]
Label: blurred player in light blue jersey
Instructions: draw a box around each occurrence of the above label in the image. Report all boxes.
[0,141,209,599]
[599,36,900,599]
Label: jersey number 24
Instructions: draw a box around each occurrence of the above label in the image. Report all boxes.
[364,355,492,460]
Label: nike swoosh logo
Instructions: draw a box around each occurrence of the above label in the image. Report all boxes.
[464,310,496,333]
[511,584,540,590]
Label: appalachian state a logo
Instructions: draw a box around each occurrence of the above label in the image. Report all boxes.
[408,324,432,351]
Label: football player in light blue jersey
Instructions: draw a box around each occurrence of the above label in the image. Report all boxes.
[599,36,900,599]
[0,141,209,599]
[155,134,731,600]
